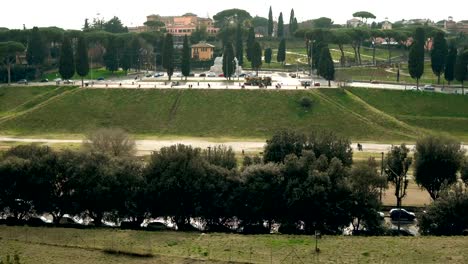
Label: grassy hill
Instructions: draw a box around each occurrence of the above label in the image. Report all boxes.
[1,226,468,264]
[0,86,467,142]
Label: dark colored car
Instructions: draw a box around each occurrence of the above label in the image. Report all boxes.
[388,227,416,236]
[203,223,234,233]
[97,77,105,81]
[390,208,416,221]
[199,73,206,77]
[239,224,270,234]
[26,217,48,227]
[120,221,141,230]
[146,222,171,231]
[40,78,49,83]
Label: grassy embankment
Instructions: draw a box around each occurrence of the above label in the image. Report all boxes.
[1,226,467,264]
[0,86,467,142]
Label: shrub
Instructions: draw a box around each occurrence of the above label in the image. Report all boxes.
[419,183,468,235]
[299,97,313,109]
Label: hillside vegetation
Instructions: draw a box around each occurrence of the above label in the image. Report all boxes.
[0,86,467,142]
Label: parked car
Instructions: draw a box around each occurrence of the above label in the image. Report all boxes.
[153,72,164,78]
[238,224,270,234]
[120,221,141,230]
[146,222,171,231]
[218,73,225,77]
[289,73,297,78]
[390,208,416,221]
[423,85,435,91]
[378,211,385,220]
[207,72,216,77]
[370,80,379,84]
[410,86,420,91]
[97,77,105,81]
[145,73,152,78]
[17,79,28,84]
[314,82,321,87]
[63,79,74,84]
[199,73,206,77]
[388,227,416,236]
[40,78,49,83]
[26,217,48,227]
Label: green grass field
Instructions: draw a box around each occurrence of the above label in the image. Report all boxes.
[0,86,467,142]
[1,226,467,264]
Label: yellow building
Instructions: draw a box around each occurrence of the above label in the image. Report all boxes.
[191,42,215,61]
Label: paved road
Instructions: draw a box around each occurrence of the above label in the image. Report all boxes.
[2,136,466,156]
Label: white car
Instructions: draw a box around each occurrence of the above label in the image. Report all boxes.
[410,86,420,91]
[423,85,435,91]
[207,72,216,77]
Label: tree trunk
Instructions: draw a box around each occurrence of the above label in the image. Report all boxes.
[437,75,440,85]
[328,80,331,87]
[338,45,345,67]
[352,46,358,65]
[7,63,11,85]
[81,77,84,87]
[357,45,362,65]
[462,81,464,95]
[373,45,376,65]
[389,46,392,64]
[417,78,419,89]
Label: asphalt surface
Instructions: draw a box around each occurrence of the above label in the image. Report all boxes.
[2,137,467,156]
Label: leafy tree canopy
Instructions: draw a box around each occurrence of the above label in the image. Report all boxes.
[352,11,376,20]
[213,9,252,28]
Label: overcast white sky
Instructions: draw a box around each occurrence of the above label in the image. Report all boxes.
[1,0,467,30]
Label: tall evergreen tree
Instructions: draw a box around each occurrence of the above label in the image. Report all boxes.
[163,33,174,81]
[264,48,272,66]
[444,42,457,85]
[277,38,286,65]
[181,35,191,80]
[103,36,119,73]
[130,37,141,71]
[289,9,296,36]
[75,36,89,87]
[292,18,298,36]
[431,31,448,84]
[455,49,468,94]
[268,6,273,37]
[26,27,47,76]
[246,27,255,62]
[58,35,75,80]
[222,42,236,80]
[251,41,263,76]
[279,39,287,65]
[121,41,132,73]
[235,23,244,66]
[408,27,425,88]
[277,12,284,39]
[317,46,335,87]
[83,19,90,31]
